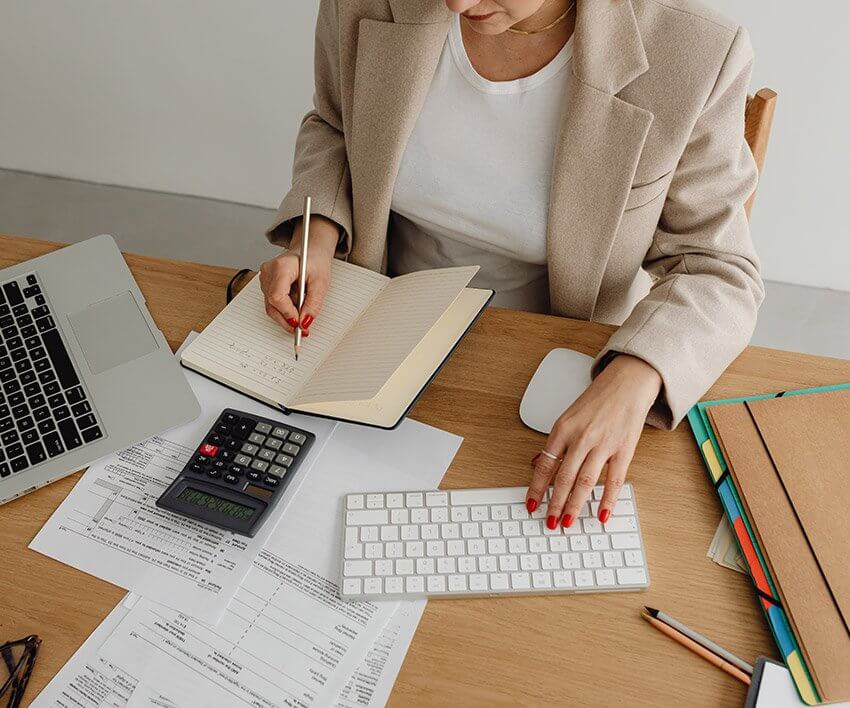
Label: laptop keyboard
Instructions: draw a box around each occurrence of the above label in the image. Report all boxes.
[0,273,103,479]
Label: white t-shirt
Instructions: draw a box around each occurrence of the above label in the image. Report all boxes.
[389,13,573,313]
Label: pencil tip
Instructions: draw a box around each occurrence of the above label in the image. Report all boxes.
[645,606,658,616]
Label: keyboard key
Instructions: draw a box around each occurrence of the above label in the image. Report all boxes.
[366,493,384,509]
[282,442,300,455]
[343,560,372,577]
[448,574,467,592]
[510,572,530,590]
[395,559,414,575]
[425,491,448,507]
[250,459,269,472]
[553,571,573,588]
[57,418,82,450]
[342,578,361,595]
[574,570,594,587]
[385,577,403,594]
[532,572,552,589]
[347,494,364,510]
[0,463,8,478]
[76,413,97,430]
[346,509,389,526]
[624,550,644,567]
[611,534,641,550]
[485,573,507,590]
[603,551,624,567]
[41,329,79,389]
[427,575,447,593]
[595,569,616,586]
[254,422,272,435]
[10,456,28,473]
[604,516,638,533]
[2,282,23,306]
[616,567,648,586]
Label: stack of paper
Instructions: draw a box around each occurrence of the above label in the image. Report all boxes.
[31,335,463,707]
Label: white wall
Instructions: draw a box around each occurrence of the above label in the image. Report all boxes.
[2,1,849,291]
[0,1,317,208]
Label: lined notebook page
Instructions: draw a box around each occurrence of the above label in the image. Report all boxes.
[181,261,387,406]
[292,266,477,406]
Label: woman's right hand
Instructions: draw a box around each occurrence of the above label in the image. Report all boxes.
[259,215,340,335]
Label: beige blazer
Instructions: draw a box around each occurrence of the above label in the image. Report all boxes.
[267,0,764,429]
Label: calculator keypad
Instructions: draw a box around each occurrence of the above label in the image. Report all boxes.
[192,410,309,488]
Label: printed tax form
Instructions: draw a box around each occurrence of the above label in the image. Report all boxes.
[34,419,462,707]
[29,335,336,623]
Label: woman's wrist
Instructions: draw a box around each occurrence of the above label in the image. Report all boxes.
[289,214,341,259]
[603,354,663,407]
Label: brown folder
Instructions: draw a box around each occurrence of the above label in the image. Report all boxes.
[708,389,850,703]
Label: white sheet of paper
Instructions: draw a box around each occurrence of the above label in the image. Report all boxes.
[29,594,167,708]
[334,600,426,708]
[29,334,337,623]
[97,418,461,707]
[752,660,850,707]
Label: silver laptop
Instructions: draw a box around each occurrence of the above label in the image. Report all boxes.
[0,234,200,503]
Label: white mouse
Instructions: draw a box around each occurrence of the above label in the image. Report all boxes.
[520,348,594,434]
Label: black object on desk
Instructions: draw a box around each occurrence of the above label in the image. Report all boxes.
[1,634,41,708]
[156,408,315,536]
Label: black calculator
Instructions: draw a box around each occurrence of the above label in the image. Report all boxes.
[156,408,315,536]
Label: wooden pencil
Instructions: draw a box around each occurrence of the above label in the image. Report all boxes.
[641,610,751,686]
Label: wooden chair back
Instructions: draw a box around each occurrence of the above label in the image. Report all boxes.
[744,88,778,217]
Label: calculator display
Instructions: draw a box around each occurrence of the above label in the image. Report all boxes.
[176,487,256,520]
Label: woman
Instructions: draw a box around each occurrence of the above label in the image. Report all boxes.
[259,0,763,529]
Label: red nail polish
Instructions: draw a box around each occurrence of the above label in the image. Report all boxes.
[599,508,611,523]
[286,318,298,328]
[526,498,538,513]
[546,515,557,530]
[561,514,574,528]
[301,314,314,329]
[302,330,309,337]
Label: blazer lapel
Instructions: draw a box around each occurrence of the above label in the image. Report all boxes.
[547,0,654,320]
[348,2,450,270]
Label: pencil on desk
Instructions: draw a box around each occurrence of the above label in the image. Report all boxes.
[645,607,753,675]
[294,195,311,361]
[641,610,751,686]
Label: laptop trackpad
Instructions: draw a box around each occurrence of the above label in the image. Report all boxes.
[69,291,159,375]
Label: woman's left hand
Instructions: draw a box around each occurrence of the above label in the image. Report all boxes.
[525,354,662,529]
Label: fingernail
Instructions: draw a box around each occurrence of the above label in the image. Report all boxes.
[599,508,610,523]
[301,314,314,329]
[561,514,574,528]
[302,330,309,337]
[546,515,557,530]
[286,318,299,328]
[526,498,538,513]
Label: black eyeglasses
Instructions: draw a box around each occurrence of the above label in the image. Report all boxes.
[0,635,41,708]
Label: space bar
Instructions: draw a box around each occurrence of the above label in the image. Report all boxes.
[449,487,527,505]
[41,329,81,389]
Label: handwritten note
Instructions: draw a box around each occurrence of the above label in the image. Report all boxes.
[181,262,387,407]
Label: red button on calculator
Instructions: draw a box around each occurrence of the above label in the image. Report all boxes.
[199,443,219,457]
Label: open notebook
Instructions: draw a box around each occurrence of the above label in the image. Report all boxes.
[181,259,492,428]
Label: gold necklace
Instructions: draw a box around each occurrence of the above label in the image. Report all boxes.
[505,0,575,35]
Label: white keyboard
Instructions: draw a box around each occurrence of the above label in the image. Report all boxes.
[339,484,649,600]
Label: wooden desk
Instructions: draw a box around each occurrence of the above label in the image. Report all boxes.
[2,235,849,707]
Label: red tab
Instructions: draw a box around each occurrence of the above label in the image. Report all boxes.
[199,443,218,458]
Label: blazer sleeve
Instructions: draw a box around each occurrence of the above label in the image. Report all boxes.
[592,26,764,430]
[265,0,353,256]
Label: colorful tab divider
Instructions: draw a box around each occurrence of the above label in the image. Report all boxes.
[687,382,850,706]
